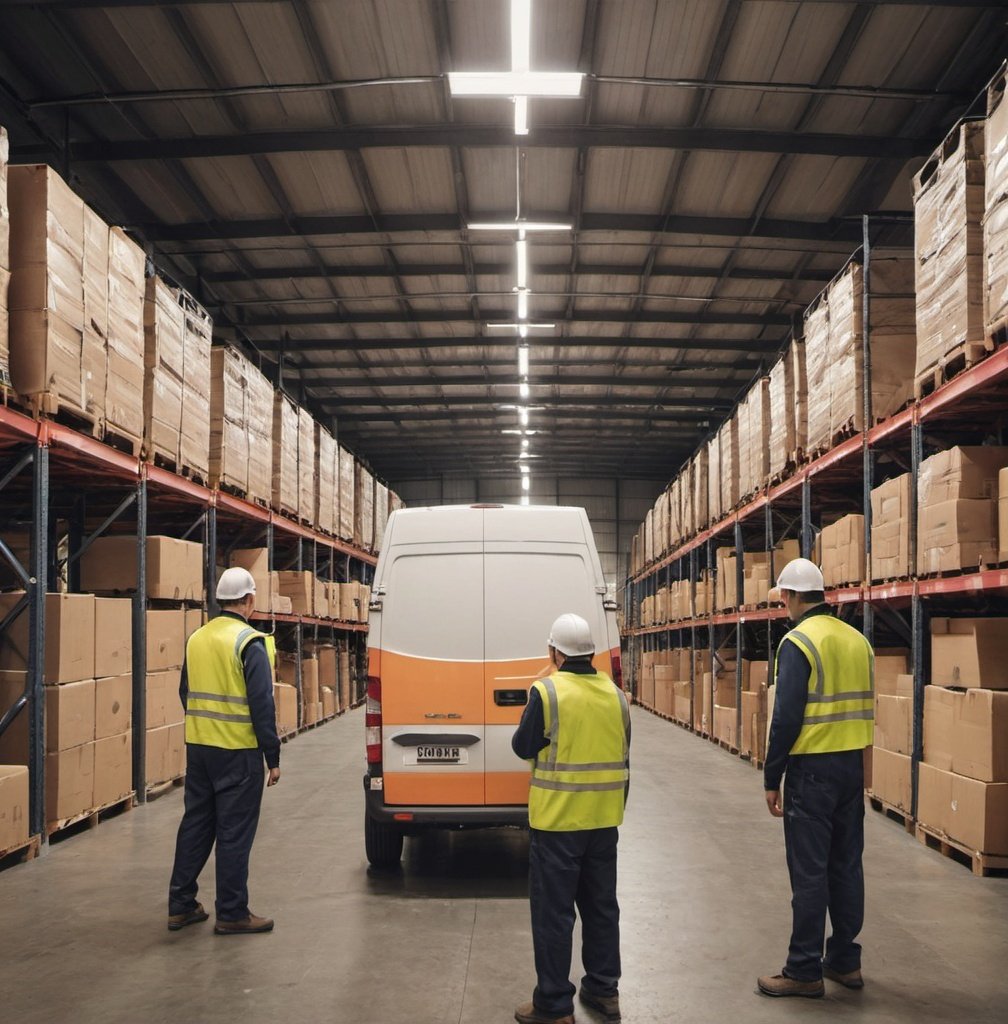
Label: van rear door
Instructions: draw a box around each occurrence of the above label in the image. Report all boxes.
[379,542,486,806]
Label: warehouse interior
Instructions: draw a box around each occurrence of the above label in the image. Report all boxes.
[1,2,1008,1022]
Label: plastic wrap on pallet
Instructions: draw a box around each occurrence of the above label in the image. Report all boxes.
[736,391,751,504]
[678,462,693,540]
[315,423,337,535]
[209,345,249,494]
[655,488,670,559]
[245,362,273,506]
[0,127,8,386]
[143,277,184,465]
[375,481,389,550]
[355,462,375,550]
[272,391,299,515]
[719,415,739,513]
[692,447,709,530]
[707,434,722,525]
[644,507,654,565]
[749,377,770,493]
[179,292,211,479]
[828,262,864,437]
[297,406,316,524]
[768,344,795,480]
[389,490,405,515]
[338,446,355,540]
[792,339,807,457]
[82,207,107,425]
[867,257,916,421]
[985,70,1008,332]
[804,295,831,453]
[668,477,682,550]
[105,226,145,444]
[914,120,986,381]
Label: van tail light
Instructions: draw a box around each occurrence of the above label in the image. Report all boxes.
[366,675,382,766]
[611,651,625,692]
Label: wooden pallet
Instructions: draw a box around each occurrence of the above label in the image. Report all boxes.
[985,314,1008,350]
[47,793,135,840]
[101,423,143,459]
[146,777,185,801]
[915,822,1008,877]
[717,739,740,756]
[867,793,915,834]
[0,833,41,868]
[914,339,995,400]
[18,391,102,437]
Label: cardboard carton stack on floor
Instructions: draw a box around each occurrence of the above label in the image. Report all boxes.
[984,70,1008,333]
[297,407,316,525]
[315,423,337,536]
[81,535,204,603]
[0,764,28,853]
[711,648,739,749]
[768,339,807,479]
[245,361,274,506]
[145,607,198,787]
[920,618,1008,856]
[914,121,986,384]
[871,474,913,581]
[869,648,912,813]
[653,659,677,718]
[309,644,338,719]
[0,126,10,386]
[820,513,866,588]
[272,392,299,517]
[917,446,1008,575]
[740,660,769,762]
[209,345,250,494]
[339,644,354,710]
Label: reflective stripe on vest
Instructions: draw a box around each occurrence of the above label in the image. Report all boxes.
[528,671,629,831]
[184,616,265,750]
[776,615,875,755]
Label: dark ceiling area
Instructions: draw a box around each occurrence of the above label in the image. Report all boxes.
[0,0,1005,483]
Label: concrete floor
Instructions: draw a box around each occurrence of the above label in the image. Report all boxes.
[2,707,1007,1024]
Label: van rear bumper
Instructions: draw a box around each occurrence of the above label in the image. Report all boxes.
[363,775,529,828]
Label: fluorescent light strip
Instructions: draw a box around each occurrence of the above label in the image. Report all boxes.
[514,95,529,135]
[516,239,528,289]
[518,345,529,376]
[486,322,554,331]
[447,71,584,97]
[512,0,531,73]
[519,407,529,427]
[517,288,529,320]
[521,438,529,450]
[521,476,531,491]
[519,381,530,399]
[468,221,572,232]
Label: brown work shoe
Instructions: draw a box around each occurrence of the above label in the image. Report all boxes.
[757,974,825,999]
[167,903,209,931]
[514,1002,575,1024]
[824,965,864,989]
[214,913,274,935]
[579,986,620,1021]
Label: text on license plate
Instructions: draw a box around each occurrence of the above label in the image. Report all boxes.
[404,745,468,766]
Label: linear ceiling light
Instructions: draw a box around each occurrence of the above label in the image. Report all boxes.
[519,380,530,399]
[516,288,529,320]
[516,239,528,289]
[521,475,531,491]
[518,345,529,376]
[446,71,585,98]
[514,95,529,135]
[512,0,530,71]
[519,406,529,427]
[468,220,572,232]
[486,322,555,332]
[521,437,530,450]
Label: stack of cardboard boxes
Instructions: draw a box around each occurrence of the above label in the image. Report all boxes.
[737,377,770,502]
[741,541,802,608]
[919,618,1008,856]
[0,764,28,855]
[315,424,337,536]
[819,513,865,588]
[272,392,299,517]
[710,648,738,748]
[867,649,912,813]
[740,660,769,763]
[208,345,251,494]
[245,361,275,507]
[985,69,1008,335]
[804,295,831,454]
[338,448,356,542]
[870,474,913,581]
[355,463,375,552]
[297,407,316,526]
[715,547,737,612]
[917,446,1008,575]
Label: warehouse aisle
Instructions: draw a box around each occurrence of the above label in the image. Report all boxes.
[2,708,1007,1024]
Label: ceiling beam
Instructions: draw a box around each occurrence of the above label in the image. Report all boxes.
[9,124,932,165]
[327,408,719,423]
[318,394,729,410]
[288,354,764,372]
[128,211,879,245]
[0,1,990,9]
[303,372,735,390]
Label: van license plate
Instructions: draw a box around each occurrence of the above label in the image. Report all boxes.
[404,746,467,766]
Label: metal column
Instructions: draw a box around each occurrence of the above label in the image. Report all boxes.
[801,477,813,560]
[205,504,218,620]
[28,447,49,839]
[862,215,876,646]
[132,479,148,803]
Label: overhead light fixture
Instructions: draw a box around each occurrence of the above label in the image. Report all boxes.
[518,346,529,376]
[514,95,529,135]
[512,0,531,71]
[516,288,529,320]
[521,438,529,450]
[520,495,530,506]
[519,406,529,427]
[516,239,528,289]
[519,462,529,475]
[469,220,572,232]
[519,380,530,399]
[447,72,584,98]
[486,322,555,332]
[521,475,531,492]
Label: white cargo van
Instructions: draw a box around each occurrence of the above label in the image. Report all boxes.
[363,504,624,867]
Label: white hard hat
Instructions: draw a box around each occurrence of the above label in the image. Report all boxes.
[770,557,825,601]
[548,613,595,658]
[216,566,256,602]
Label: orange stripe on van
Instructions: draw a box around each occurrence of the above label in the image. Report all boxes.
[383,771,484,806]
[485,771,532,805]
[379,650,484,725]
[483,651,615,723]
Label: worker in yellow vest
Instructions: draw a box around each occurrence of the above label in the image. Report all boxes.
[168,567,281,935]
[758,558,874,999]
[512,613,630,1024]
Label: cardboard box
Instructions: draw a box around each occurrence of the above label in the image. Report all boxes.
[303,697,319,727]
[272,391,299,514]
[146,670,183,730]
[339,649,352,709]
[313,576,329,619]
[931,617,1008,688]
[924,685,1008,782]
[874,649,911,696]
[741,688,767,759]
[0,765,29,853]
[301,656,320,708]
[917,761,1008,855]
[146,723,185,786]
[874,694,911,755]
[209,344,249,494]
[820,513,865,588]
[653,666,675,717]
[917,446,1008,505]
[895,674,914,698]
[673,681,692,725]
[274,683,298,736]
[314,645,337,689]
[46,678,95,753]
[93,732,132,807]
[713,705,738,749]
[0,592,95,684]
[917,498,998,575]
[742,660,768,693]
[276,571,313,615]
[81,535,203,601]
[147,609,185,672]
[322,686,336,719]
[95,674,132,741]
[94,598,132,678]
[870,747,911,812]
[46,743,95,824]
[231,547,270,614]
[870,473,912,581]
[184,607,203,643]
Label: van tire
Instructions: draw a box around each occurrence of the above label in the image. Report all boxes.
[365,813,404,867]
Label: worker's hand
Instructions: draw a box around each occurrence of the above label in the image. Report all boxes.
[765,790,783,818]
[267,767,281,788]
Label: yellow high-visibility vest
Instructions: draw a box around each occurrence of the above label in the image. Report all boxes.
[184,615,265,749]
[528,670,630,832]
[776,614,875,755]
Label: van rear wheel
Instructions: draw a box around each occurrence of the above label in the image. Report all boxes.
[365,812,404,867]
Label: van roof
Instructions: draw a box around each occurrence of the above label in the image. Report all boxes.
[382,504,595,548]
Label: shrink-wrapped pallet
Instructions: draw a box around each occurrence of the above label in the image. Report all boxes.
[736,394,751,505]
[389,490,405,515]
[315,423,337,535]
[707,435,722,526]
[768,343,796,480]
[272,392,299,515]
[866,257,916,421]
[828,263,864,437]
[355,462,375,550]
[678,462,694,540]
[719,415,739,513]
[654,489,669,560]
[644,507,654,565]
[375,481,389,550]
[792,339,808,457]
[747,377,770,495]
[914,120,986,382]
[246,363,273,506]
[0,126,8,384]
[985,70,1008,332]
[105,226,145,446]
[297,406,316,524]
[338,447,355,540]
[804,294,831,453]
[668,476,682,551]
[693,448,709,530]
[178,291,211,479]
[209,345,249,493]
[143,277,184,466]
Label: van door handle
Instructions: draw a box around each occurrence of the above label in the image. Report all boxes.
[494,689,529,707]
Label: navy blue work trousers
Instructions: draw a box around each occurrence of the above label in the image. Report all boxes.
[782,750,865,982]
[529,827,621,1016]
[168,744,264,922]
